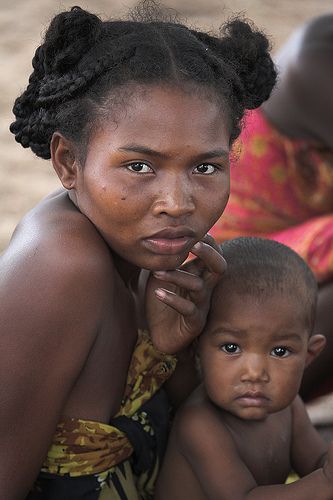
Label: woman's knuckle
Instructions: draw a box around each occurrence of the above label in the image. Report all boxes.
[194,278,204,292]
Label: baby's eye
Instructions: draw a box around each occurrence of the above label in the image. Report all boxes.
[220,343,240,354]
[193,164,216,175]
[271,346,290,358]
[127,162,153,173]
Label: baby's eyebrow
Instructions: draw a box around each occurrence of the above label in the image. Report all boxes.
[270,333,304,343]
[118,143,229,161]
[209,329,305,342]
[211,327,245,336]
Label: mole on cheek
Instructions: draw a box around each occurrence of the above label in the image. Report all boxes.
[121,197,126,201]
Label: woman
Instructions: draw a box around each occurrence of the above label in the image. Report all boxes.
[2,3,276,498]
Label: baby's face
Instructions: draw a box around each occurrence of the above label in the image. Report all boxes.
[198,290,311,421]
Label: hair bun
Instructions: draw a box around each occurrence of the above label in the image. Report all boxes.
[42,6,104,74]
[220,20,277,109]
[193,19,276,111]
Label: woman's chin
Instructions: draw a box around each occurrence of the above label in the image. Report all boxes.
[145,251,190,271]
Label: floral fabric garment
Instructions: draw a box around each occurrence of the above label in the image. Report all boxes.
[27,331,177,499]
[211,108,333,282]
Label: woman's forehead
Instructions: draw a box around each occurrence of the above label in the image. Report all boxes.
[90,84,231,152]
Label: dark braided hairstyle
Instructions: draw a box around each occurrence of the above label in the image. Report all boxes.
[10,1,277,160]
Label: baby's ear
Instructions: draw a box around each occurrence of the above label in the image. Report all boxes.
[306,334,326,367]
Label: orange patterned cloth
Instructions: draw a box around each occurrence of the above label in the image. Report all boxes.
[211,108,333,283]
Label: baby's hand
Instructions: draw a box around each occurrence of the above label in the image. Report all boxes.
[323,443,333,484]
[146,234,226,354]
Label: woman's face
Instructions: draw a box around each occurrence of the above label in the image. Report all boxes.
[71,85,230,271]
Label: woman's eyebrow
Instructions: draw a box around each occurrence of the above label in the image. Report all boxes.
[118,143,229,161]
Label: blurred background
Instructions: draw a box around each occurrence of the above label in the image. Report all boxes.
[1,0,333,251]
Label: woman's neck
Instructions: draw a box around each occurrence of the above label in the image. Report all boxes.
[112,252,141,290]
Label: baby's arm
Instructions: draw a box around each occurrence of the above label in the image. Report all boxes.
[290,394,330,473]
[158,400,333,500]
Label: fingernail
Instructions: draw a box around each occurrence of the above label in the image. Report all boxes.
[153,271,166,278]
[155,288,167,299]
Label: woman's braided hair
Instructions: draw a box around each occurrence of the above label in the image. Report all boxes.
[10,2,277,160]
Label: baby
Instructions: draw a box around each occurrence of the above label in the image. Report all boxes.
[156,237,333,499]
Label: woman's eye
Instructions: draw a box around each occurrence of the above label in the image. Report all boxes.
[271,346,290,358]
[221,343,240,354]
[127,162,153,173]
[193,164,216,174]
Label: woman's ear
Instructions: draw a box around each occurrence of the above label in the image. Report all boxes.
[50,132,79,190]
[306,334,326,367]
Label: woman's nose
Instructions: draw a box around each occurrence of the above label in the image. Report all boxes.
[240,354,270,383]
[152,174,195,218]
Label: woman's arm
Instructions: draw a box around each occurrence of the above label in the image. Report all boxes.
[163,345,199,409]
[0,232,106,499]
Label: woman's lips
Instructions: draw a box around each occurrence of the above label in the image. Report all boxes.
[143,236,194,255]
[143,227,196,255]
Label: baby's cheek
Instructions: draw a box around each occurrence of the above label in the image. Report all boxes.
[203,365,230,402]
[274,364,304,401]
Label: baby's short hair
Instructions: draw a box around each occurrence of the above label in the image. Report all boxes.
[216,237,318,331]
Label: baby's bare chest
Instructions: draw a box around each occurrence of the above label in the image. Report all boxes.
[228,410,293,484]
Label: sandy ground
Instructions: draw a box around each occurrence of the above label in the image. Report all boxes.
[1,0,333,251]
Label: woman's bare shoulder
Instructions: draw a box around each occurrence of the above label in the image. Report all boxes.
[4,191,114,278]
[0,191,118,358]
[0,192,120,499]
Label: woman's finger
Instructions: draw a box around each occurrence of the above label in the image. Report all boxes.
[201,233,222,253]
[154,288,197,316]
[153,269,204,293]
[188,240,227,275]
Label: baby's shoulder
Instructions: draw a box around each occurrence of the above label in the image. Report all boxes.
[173,386,232,448]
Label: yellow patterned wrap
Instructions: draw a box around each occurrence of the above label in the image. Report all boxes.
[41,330,177,477]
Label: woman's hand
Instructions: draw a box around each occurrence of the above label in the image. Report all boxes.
[146,234,226,354]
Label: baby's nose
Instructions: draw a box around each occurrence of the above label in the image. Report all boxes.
[240,353,269,383]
